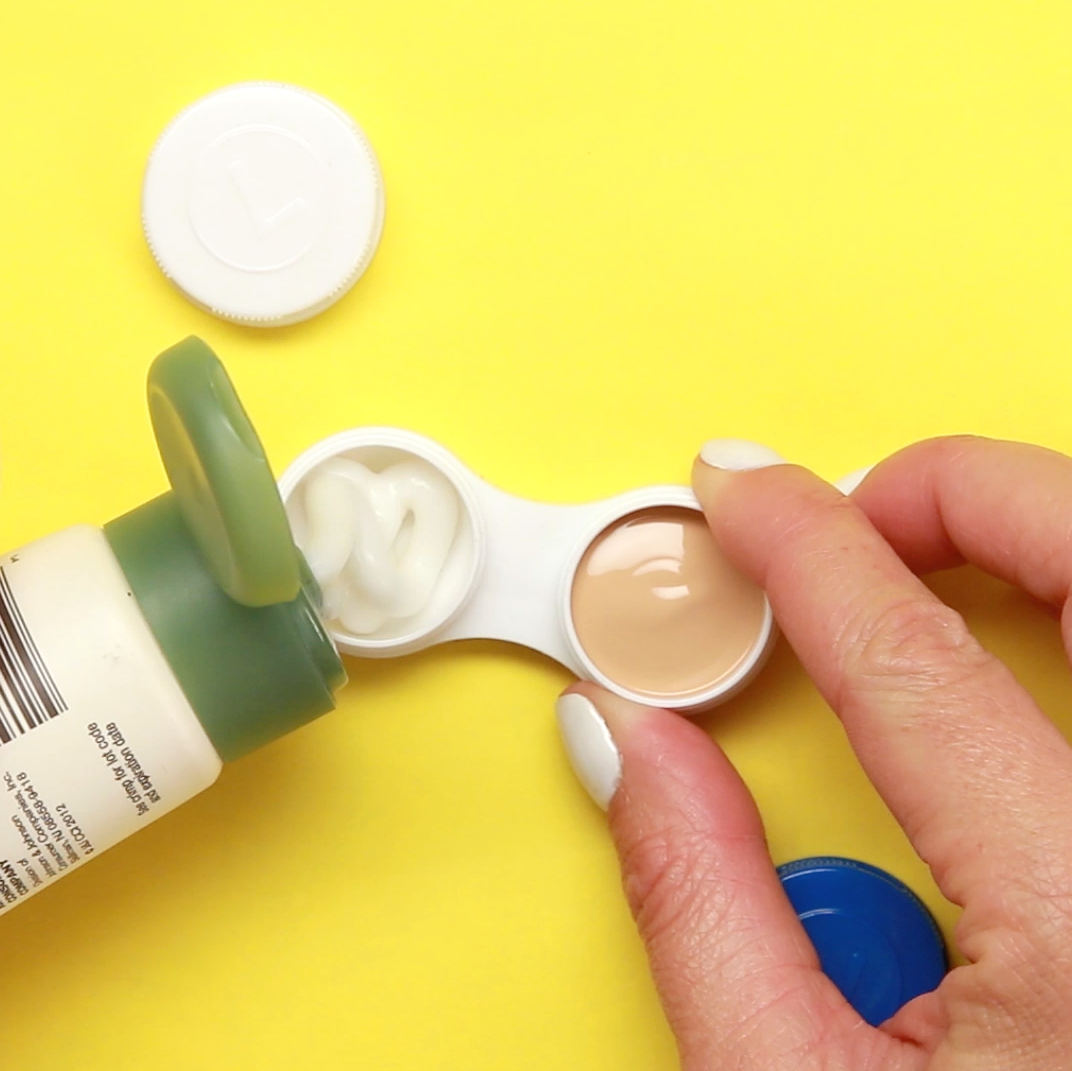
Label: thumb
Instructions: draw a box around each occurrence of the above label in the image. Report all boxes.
[555,684,904,1071]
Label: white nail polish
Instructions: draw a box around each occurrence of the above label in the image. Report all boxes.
[699,439,786,471]
[555,694,622,810]
[833,464,875,495]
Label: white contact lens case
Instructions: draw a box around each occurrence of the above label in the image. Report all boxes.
[279,428,776,711]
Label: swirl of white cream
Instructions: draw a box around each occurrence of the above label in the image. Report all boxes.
[299,458,461,636]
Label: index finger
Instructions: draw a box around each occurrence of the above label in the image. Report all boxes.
[691,442,1072,946]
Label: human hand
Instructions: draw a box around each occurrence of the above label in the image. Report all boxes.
[556,436,1072,1070]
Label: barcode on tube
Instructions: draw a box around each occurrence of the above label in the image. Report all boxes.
[0,568,66,745]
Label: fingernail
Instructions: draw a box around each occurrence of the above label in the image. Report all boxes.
[833,464,875,495]
[698,439,786,471]
[555,693,622,810]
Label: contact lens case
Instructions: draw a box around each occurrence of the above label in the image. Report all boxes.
[280,428,776,711]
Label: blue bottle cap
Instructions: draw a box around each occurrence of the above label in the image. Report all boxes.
[777,857,947,1027]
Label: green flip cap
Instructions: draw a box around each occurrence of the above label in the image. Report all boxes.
[105,337,346,762]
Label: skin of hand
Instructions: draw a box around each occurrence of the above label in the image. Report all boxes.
[555,435,1072,1071]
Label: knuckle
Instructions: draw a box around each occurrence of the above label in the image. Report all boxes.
[837,594,993,702]
[618,823,731,952]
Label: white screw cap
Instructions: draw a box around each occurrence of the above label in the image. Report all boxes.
[142,83,385,326]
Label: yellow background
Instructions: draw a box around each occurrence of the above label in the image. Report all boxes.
[3,2,1072,1068]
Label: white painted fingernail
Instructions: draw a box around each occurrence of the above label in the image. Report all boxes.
[555,694,621,810]
[834,464,875,495]
[699,439,786,471]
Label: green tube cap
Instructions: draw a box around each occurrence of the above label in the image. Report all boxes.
[149,336,302,608]
[105,337,346,762]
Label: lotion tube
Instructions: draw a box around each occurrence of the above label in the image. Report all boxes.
[0,338,346,916]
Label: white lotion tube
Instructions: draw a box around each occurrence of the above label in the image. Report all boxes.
[0,527,222,909]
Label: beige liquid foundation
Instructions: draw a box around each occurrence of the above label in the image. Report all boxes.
[570,507,768,702]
